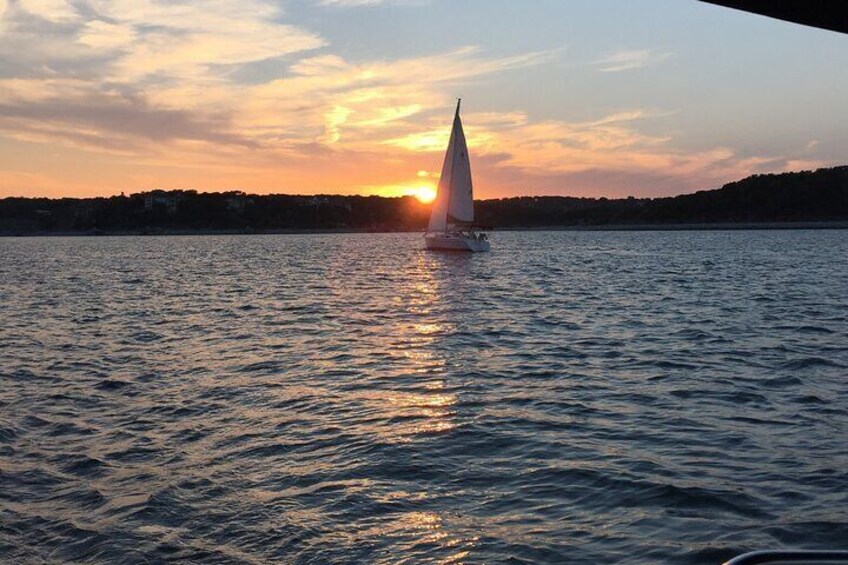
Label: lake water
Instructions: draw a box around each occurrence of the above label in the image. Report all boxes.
[1,231,847,564]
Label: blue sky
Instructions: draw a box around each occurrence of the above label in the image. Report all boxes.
[1,0,846,199]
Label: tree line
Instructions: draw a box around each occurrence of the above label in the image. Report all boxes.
[1,166,846,234]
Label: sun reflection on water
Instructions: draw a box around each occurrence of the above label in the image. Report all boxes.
[363,249,479,561]
[383,257,462,441]
[304,244,485,562]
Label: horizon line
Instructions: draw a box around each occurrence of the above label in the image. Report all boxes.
[2,164,843,202]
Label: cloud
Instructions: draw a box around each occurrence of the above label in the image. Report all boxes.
[0,0,324,81]
[0,0,565,195]
[775,159,826,172]
[476,112,781,195]
[96,1,324,81]
[319,0,420,6]
[229,46,553,152]
[320,0,385,6]
[0,3,821,199]
[0,79,255,155]
[593,49,671,72]
[0,0,328,155]
[77,20,137,50]
[1,0,552,159]
[17,0,79,23]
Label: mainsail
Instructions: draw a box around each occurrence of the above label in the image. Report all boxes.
[427,100,474,232]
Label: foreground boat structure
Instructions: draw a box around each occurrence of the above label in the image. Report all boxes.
[424,99,490,252]
[723,550,848,564]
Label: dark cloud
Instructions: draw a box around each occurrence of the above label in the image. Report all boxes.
[0,2,112,80]
[0,90,258,151]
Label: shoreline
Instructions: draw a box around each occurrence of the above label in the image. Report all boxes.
[1,221,847,237]
[497,221,848,231]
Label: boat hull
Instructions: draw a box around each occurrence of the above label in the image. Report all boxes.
[424,233,490,252]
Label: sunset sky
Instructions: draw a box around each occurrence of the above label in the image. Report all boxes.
[1,0,846,200]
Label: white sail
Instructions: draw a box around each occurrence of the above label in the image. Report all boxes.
[428,100,474,232]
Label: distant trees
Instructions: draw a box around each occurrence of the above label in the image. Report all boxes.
[477,166,848,227]
[0,192,431,234]
[1,166,845,234]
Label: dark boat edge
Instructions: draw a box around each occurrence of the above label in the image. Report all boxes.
[724,550,848,565]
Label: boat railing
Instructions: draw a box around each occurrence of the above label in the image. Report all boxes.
[723,551,848,565]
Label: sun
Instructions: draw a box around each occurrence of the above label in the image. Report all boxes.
[411,185,437,204]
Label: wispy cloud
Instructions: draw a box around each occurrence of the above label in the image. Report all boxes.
[320,0,385,6]
[593,48,671,72]
[319,0,423,7]
[1,0,325,82]
[17,0,79,23]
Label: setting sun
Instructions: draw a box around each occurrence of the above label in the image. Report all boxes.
[411,185,438,204]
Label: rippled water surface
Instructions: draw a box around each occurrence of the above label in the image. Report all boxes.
[1,231,847,564]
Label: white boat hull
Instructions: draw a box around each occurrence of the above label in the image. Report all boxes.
[424,233,490,252]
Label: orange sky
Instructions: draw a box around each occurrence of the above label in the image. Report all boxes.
[1,1,844,200]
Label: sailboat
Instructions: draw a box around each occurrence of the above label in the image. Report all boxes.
[424,99,490,252]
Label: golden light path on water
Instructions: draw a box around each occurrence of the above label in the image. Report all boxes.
[364,252,477,564]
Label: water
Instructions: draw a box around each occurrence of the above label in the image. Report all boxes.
[1,231,846,564]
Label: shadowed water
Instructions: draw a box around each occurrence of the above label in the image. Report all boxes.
[1,231,846,564]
